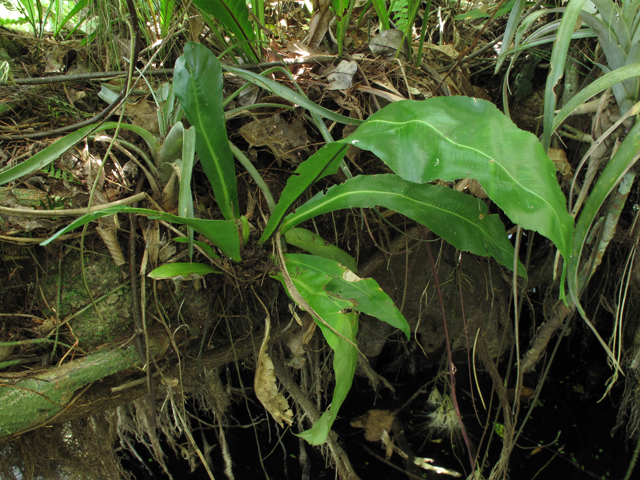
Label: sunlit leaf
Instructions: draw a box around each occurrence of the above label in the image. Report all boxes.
[281,174,526,276]
[342,97,572,261]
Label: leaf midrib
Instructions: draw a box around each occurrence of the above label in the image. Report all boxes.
[282,185,514,258]
[355,118,569,238]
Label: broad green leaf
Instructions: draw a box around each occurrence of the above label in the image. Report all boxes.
[341,98,572,261]
[148,262,221,279]
[192,0,258,62]
[285,227,358,273]
[259,142,347,243]
[286,254,409,339]
[223,65,362,126]
[280,174,526,276]
[174,42,239,220]
[0,122,158,186]
[40,206,241,261]
[173,237,220,259]
[275,254,358,445]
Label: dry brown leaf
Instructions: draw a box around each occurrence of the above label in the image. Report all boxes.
[254,308,293,428]
[350,409,396,442]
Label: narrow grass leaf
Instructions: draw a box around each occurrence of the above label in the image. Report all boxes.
[40,206,241,261]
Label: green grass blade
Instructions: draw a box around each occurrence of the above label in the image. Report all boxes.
[223,65,362,126]
[496,0,527,72]
[541,0,588,151]
[40,206,241,261]
[0,122,158,186]
[568,120,640,302]
[193,0,258,62]
[371,0,390,29]
[552,63,640,134]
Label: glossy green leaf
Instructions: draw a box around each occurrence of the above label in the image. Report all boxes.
[0,122,158,186]
[287,253,409,339]
[284,227,358,273]
[275,254,358,445]
[281,174,526,276]
[173,237,220,259]
[259,142,347,243]
[148,262,221,279]
[40,206,241,261]
[192,0,258,62]
[174,42,239,220]
[341,97,572,261]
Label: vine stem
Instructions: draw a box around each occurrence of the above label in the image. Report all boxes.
[422,228,475,475]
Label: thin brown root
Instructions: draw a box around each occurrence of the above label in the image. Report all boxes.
[271,353,360,480]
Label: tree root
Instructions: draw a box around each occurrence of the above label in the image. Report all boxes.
[521,300,573,373]
[271,353,360,480]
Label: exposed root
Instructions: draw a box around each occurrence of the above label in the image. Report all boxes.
[271,353,360,480]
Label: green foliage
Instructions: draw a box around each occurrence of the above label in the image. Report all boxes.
[578,0,640,114]
[371,0,389,30]
[173,42,239,221]
[455,0,518,20]
[148,262,221,279]
[274,253,410,444]
[568,120,640,316]
[389,0,411,30]
[341,98,573,261]
[173,237,220,259]
[3,0,81,36]
[17,36,573,447]
[192,0,259,62]
[259,142,347,243]
[279,174,527,275]
[40,206,242,261]
[284,228,358,274]
[0,122,158,186]
[542,0,588,152]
